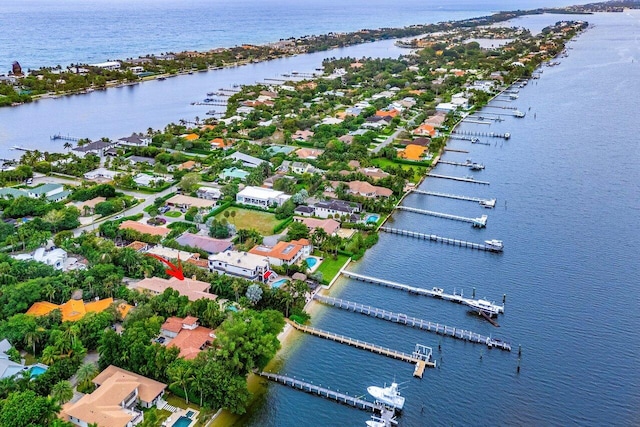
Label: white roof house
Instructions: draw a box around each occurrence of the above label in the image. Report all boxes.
[133,173,163,187]
[84,167,119,181]
[13,247,67,270]
[236,186,291,209]
[208,250,271,282]
[226,152,269,169]
[89,61,121,70]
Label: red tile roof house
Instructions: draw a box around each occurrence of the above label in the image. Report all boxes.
[160,316,216,360]
[338,181,394,198]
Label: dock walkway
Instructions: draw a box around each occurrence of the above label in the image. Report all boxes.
[258,371,382,411]
[379,227,502,252]
[314,295,511,351]
[411,190,496,208]
[452,129,510,140]
[428,173,490,185]
[396,206,488,227]
[340,271,503,315]
[286,319,435,375]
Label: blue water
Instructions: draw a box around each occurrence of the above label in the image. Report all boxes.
[366,214,380,224]
[305,257,318,268]
[29,366,47,378]
[0,0,590,71]
[271,279,289,289]
[243,12,640,427]
[185,410,195,418]
[171,416,192,427]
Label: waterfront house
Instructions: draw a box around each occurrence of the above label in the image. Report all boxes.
[118,133,150,148]
[61,365,166,427]
[249,239,311,267]
[313,200,361,219]
[208,250,271,282]
[236,186,291,209]
[294,217,340,235]
[413,124,436,137]
[89,61,121,70]
[72,140,117,158]
[344,181,393,198]
[133,276,217,302]
[359,167,390,180]
[399,144,427,161]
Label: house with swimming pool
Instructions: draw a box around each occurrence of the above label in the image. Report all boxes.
[61,365,166,427]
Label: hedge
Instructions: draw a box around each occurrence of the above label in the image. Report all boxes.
[273,216,293,234]
[204,201,232,221]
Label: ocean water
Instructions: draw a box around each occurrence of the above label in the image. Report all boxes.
[1,0,590,71]
[242,11,640,427]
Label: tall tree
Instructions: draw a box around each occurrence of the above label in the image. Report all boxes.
[50,380,74,404]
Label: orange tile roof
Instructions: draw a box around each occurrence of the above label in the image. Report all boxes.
[249,238,310,262]
[117,303,134,319]
[399,144,427,161]
[413,124,436,136]
[182,133,199,141]
[375,110,399,118]
[27,298,116,322]
[119,220,171,237]
[161,317,184,334]
[178,160,196,170]
[126,241,148,251]
[168,325,215,360]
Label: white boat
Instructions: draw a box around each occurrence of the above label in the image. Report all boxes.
[367,381,405,410]
[366,415,397,427]
[514,111,526,118]
[470,163,485,170]
[484,239,503,250]
[467,298,502,317]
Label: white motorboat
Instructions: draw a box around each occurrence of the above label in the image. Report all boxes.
[367,381,405,410]
[467,298,503,317]
[484,239,503,250]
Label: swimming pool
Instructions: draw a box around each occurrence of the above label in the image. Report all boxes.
[366,214,380,224]
[271,279,288,288]
[171,416,192,427]
[185,410,194,418]
[305,257,318,267]
[29,366,47,378]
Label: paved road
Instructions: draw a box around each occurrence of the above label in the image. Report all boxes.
[73,184,178,236]
[371,127,405,154]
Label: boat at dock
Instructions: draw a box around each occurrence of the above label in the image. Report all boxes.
[479,199,496,209]
[366,414,397,427]
[470,163,485,170]
[367,381,405,410]
[514,111,526,118]
[467,299,503,317]
[484,239,504,251]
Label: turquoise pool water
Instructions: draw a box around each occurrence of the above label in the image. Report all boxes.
[172,416,192,427]
[305,257,318,267]
[271,279,288,288]
[186,410,194,418]
[366,214,380,223]
[29,366,47,378]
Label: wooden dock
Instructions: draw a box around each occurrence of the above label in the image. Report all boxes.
[340,271,504,315]
[452,129,511,140]
[286,319,435,375]
[258,371,383,411]
[428,173,490,185]
[411,190,496,208]
[444,148,469,153]
[191,100,228,106]
[379,227,503,252]
[396,206,488,227]
[50,133,80,142]
[437,159,481,167]
[314,295,512,351]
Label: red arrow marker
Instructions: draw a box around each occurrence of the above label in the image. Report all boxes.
[145,253,185,280]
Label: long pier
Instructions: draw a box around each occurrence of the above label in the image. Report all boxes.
[396,206,488,227]
[427,173,490,185]
[411,189,496,208]
[258,371,383,411]
[437,159,478,167]
[314,295,511,351]
[286,319,435,375]
[191,101,228,106]
[444,148,469,153]
[379,227,503,252]
[452,129,511,140]
[50,133,80,142]
[340,271,504,315]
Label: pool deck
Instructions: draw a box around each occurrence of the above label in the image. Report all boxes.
[161,406,200,427]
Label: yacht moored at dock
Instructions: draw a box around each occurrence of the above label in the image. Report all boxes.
[484,239,504,251]
[467,299,504,317]
[367,381,405,411]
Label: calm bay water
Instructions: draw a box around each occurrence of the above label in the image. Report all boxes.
[242,12,640,427]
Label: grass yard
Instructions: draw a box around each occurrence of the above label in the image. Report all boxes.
[371,158,430,183]
[216,208,280,235]
[164,210,182,218]
[315,253,350,285]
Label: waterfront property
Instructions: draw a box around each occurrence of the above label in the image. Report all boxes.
[313,200,361,219]
[248,238,312,266]
[208,250,271,282]
[61,365,167,427]
[160,316,216,360]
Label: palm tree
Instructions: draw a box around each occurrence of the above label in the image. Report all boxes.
[75,362,98,390]
[40,346,57,365]
[24,325,45,356]
[50,380,74,404]
[63,142,72,152]
[168,362,193,404]
[280,291,294,318]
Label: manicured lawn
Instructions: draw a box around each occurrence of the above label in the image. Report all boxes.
[315,253,350,285]
[371,158,429,183]
[164,210,182,218]
[215,208,280,235]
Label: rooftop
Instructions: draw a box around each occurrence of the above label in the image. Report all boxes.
[176,233,232,254]
[166,194,216,209]
[133,276,216,302]
[26,297,130,322]
[119,220,171,237]
[249,239,310,262]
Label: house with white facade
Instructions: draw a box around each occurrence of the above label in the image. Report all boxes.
[236,186,291,209]
[118,133,150,147]
[208,250,271,282]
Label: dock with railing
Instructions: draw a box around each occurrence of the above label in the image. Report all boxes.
[396,206,488,227]
[379,227,503,252]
